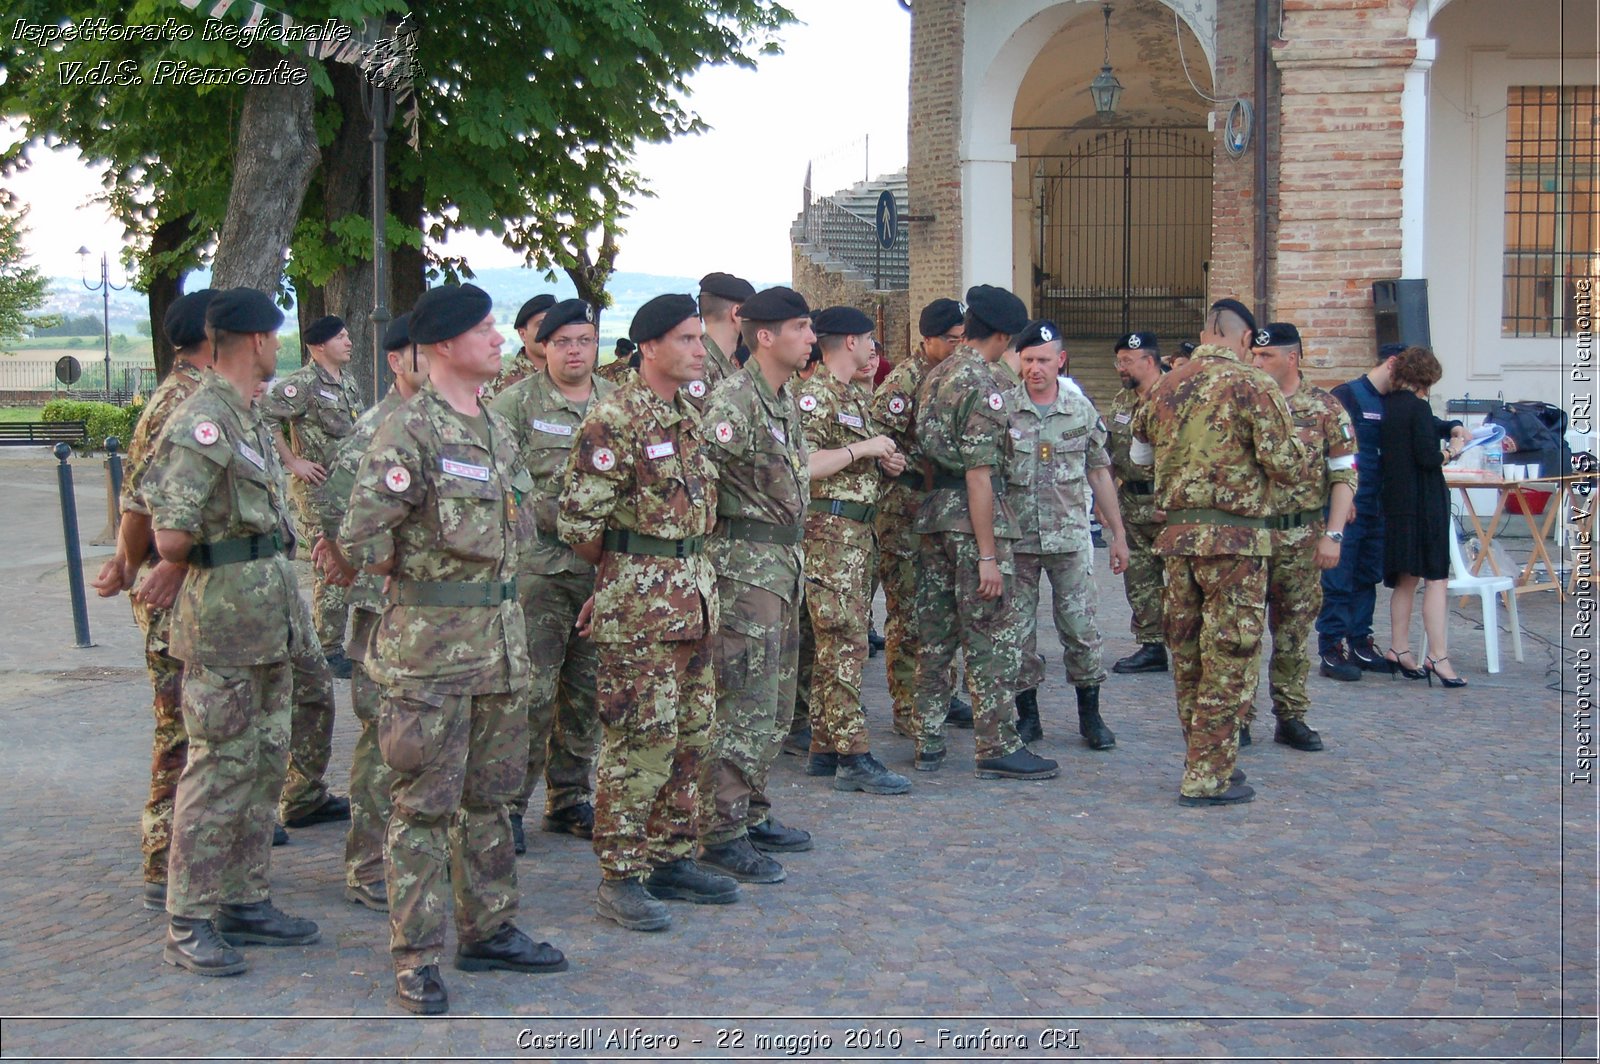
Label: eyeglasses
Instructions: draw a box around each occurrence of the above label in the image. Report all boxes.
[548,336,597,352]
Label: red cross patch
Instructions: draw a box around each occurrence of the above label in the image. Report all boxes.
[687,380,706,398]
[384,466,412,493]
[798,394,818,412]
[591,447,616,471]
[192,421,220,446]
[281,384,298,399]
[987,393,1004,411]
[714,422,735,444]
[888,395,907,415]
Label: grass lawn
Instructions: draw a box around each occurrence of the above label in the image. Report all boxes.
[0,407,46,421]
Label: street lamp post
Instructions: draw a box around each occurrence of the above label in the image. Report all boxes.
[77,247,127,405]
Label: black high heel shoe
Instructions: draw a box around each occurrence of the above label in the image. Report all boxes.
[1424,655,1467,688]
[1384,648,1427,680]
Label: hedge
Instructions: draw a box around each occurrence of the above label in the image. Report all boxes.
[41,399,143,450]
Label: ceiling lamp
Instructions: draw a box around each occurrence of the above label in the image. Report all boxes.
[1089,4,1124,117]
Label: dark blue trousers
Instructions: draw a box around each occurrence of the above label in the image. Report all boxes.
[1315,507,1384,652]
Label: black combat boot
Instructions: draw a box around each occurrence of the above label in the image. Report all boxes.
[1075,685,1115,750]
[542,801,594,839]
[1014,688,1043,744]
[974,747,1059,780]
[1238,723,1253,746]
[509,812,527,855]
[805,751,839,777]
[272,822,289,846]
[214,899,320,946]
[746,816,812,853]
[781,726,812,756]
[596,878,671,931]
[285,793,351,828]
[698,836,786,883]
[395,965,448,1014]
[1112,643,1168,674]
[946,696,974,729]
[1274,718,1324,751]
[455,923,568,972]
[833,753,911,795]
[163,916,247,976]
[646,859,740,904]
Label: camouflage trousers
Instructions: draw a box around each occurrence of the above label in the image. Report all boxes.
[791,601,814,735]
[805,523,874,755]
[1254,528,1322,726]
[1015,549,1108,691]
[165,660,292,918]
[1121,518,1165,645]
[593,635,714,880]
[1163,554,1266,798]
[131,597,186,886]
[279,595,336,823]
[513,570,600,818]
[379,686,525,970]
[913,531,1024,761]
[702,580,800,845]
[874,505,921,731]
[344,609,393,889]
[293,512,350,651]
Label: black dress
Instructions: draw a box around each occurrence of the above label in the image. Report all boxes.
[1379,389,1451,586]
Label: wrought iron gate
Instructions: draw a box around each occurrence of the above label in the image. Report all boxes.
[1034,128,1212,341]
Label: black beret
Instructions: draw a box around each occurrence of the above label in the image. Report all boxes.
[163,288,218,348]
[699,272,755,302]
[206,287,284,334]
[630,293,700,345]
[614,337,637,357]
[1015,320,1063,352]
[918,298,965,338]
[1114,331,1159,353]
[964,285,1028,335]
[739,286,810,323]
[534,299,596,343]
[382,313,411,352]
[1254,321,1301,349]
[813,305,874,337]
[303,315,346,346]
[514,294,557,330]
[1209,298,1258,336]
[410,284,492,344]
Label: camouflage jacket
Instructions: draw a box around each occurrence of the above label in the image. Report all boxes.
[142,369,301,666]
[556,376,719,644]
[1106,385,1160,525]
[911,346,1018,538]
[490,369,614,577]
[481,345,541,402]
[869,348,935,522]
[701,362,810,600]
[324,388,407,619]
[798,367,883,551]
[121,357,205,518]
[681,332,740,411]
[1271,382,1359,547]
[991,357,1024,392]
[595,358,634,385]
[339,384,529,694]
[1005,381,1110,555]
[1131,344,1308,557]
[261,358,365,529]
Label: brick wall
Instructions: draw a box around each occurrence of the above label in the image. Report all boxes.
[908,0,965,314]
[791,249,913,367]
[1209,0,1268,321]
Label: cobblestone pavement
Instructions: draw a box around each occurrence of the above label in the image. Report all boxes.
[0,447,1593,1061]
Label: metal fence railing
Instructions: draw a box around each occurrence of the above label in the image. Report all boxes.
[799,195,909,292]
[0,358,154,402]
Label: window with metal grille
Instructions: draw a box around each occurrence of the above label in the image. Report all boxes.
[1502,85,1598,338]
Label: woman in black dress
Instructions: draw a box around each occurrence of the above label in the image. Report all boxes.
[1380,347,1466,687]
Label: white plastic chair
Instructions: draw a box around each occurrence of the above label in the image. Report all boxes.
[1421,516,1524,674]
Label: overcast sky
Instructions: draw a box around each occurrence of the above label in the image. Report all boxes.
[9,0,912,285]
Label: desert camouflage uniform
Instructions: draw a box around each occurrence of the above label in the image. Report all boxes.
[322,389,407,889]
[556,377,719,881]
[911,347,1025,762]
[1006,380,1111,691]
[1107,386,1165,645]
[481,346,540,402]
[797,368,883,755]
[491,369,616,822]
[142,369,303,919]
[1131,346,1307,798]
[1254,384,1358,726]
[119,357,206,887]
[868,349,936,732]
[339,384,530,971]
[699,364,809,844]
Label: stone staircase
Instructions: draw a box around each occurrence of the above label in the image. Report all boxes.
[791,170,909,293]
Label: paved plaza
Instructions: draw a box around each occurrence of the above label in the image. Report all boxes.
[0,446,1593,1062]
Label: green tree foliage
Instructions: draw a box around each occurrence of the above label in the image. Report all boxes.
[0,193,50,351]
[32,313,105,338]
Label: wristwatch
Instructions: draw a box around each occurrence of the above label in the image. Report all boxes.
[1323,530,1344,543]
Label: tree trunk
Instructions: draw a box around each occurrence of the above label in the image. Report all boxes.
[145,212,194,383]
[316,64,378,404]
[210,51,319,294]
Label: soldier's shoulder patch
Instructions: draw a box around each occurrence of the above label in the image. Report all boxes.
[887,394,908,416]
[714,421,735,444]
[591,447,617,472]
[987,392,1005,411]
[798,393,818,412]
[192,421,221,446]
[384,465,412,493]
[687,379,707,398]
[280,383,298,399]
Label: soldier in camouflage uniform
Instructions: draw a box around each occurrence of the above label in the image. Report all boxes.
[490,299,614,850]
[595,338,637,385]
[1004,321,1130,749]
[911,286,1059,781]
[870,299,968,737]
[795,306,910,795]
[1130,299,1309,806]
[141,288,320,977]
[557,293,737,932]
[1106,332,1170,674]
[339,285,565,1016]
[696,286,816,882]
[680,271,753,411]
[1249,322,1357,751]
[481,294,555,401]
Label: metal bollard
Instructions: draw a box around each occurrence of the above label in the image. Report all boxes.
[94,436,123,545]
[54,442,95,648]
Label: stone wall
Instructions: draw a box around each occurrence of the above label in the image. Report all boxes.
[791,248,913,367]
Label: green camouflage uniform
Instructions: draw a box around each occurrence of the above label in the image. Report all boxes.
[556,377,719,881]
[699,364,809,844]
[797,368,884,755]
[142,369,303,919]
[322,389,407,889]
[1131,346,1308,798]
[595,358,634,386]
[119,357,206,887]
[1107,386,1165,645]
[1255,384,1358,726]
[481,346,540,402]
[1005,379,1111,691]
[491,369,616,821]
[868,349,936,732]
[339,384,530,971]
[679,333,740,412]
[911,347,1025,762]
